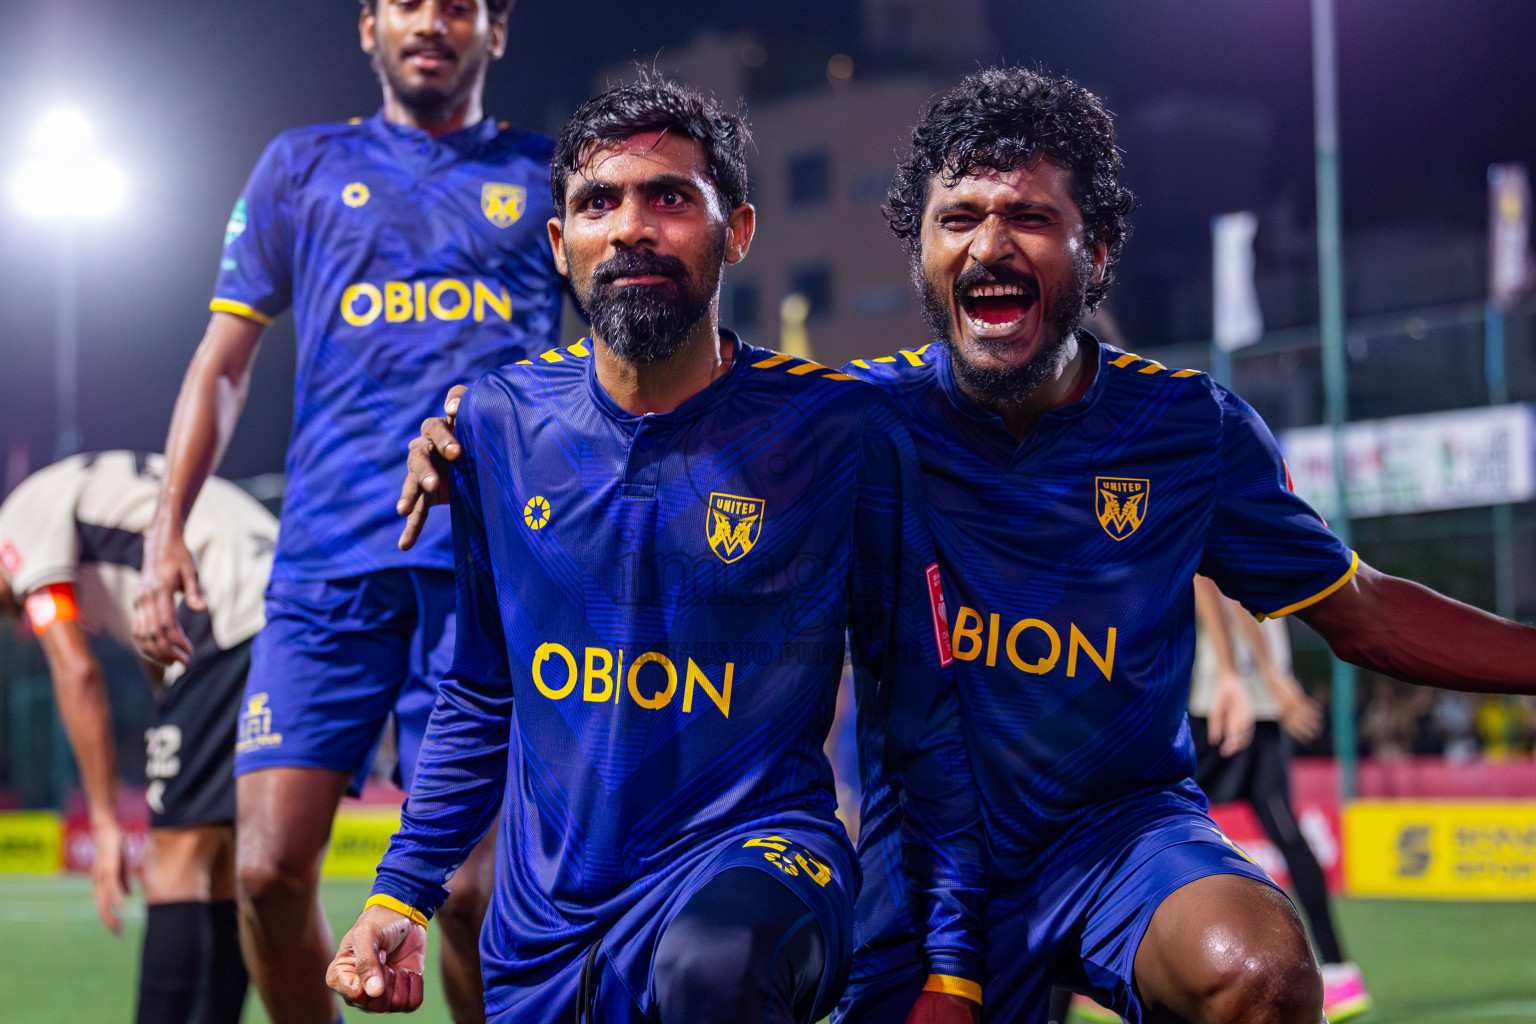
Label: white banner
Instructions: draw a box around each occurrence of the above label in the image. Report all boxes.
[1213,211,1264,351]
[1280,405,1536,519]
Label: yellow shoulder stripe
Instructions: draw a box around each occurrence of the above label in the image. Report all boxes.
[753,353,793,369]
[515,359,532,364]
[209,298,273,326]
[824,372,857,381]
[923,974,982,1005]
[539,350,563,362]
[1172,369,1201,378]
[364,894,429,930]
[787,361,829,376]
[850,359,871,369]
[1257,551,1360,621]
[567,341,590,357]
[1109,352,1140,368]
[1137,360,1167,374]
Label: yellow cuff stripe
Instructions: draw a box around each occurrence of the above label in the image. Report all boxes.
[209,298,274,326]
[1257,551,1360,621]
[923,974,983,1005]
[364,894,429,930]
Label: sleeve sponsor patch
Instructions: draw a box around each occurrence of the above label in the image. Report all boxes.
[926,562,954,667]
[24,582,79,634]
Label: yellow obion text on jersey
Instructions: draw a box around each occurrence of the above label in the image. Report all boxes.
[530,643,734,718]
[339,278,513,326]
[950,607,1117,679]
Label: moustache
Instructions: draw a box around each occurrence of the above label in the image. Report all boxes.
[592,249,689,286]
[952,260,1040,303]
[403,42,458,60]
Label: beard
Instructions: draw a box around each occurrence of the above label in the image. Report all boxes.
[917,248,1093,408]
[371,35,488,123]
[574,236,724,365]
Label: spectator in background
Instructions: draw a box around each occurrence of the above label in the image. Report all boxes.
[1189,575,1371,1023]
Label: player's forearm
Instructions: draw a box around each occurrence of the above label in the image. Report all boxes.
[1302,563,1536,692]
[374,676,509,917]
[50,663,119,822]
[154,315,260,531]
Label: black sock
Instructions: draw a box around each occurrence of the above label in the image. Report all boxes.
[200,901,249,1024]
[136,903,203,1024]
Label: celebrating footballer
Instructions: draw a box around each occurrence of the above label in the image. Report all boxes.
[398,66,1536,1024]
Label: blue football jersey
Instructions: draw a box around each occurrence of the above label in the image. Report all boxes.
[212,112,563,581]
[847,338,1356,884]
[371,336,987,990]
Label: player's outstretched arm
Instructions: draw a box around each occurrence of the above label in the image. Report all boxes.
[134,312,263,665]
[1298,560,1536,693]
[397,385,468,550]
[327,903,428,1013]
[37,616,129,934]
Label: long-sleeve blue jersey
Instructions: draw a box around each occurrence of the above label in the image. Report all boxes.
[846,338,1355,893]
[211,112,563,581]
[372,335,987,988]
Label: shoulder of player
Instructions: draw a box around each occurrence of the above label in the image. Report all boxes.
[464,340,592,405]
[487,121,556,161]
[734,346,887,399]
[841,343,939,386]
[1098,345,1211,393]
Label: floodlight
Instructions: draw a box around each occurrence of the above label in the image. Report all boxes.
[11,107,126,221]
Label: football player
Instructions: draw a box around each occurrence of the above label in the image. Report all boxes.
[328,75,985,1024]
[132,2,563,1021]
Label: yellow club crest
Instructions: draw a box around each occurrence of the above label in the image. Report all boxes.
[1095,477,1149,541]
[481,182,526,227]
[706,492,764,563]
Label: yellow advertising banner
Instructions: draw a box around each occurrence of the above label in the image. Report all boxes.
[0,812,63,872]
[320,807,403,879]
[1345,801,1536,899]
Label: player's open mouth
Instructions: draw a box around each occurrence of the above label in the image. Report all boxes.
[958,282,1037,338]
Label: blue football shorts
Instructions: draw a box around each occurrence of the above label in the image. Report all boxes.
[234,568,455,793]
[484,824,858,1024]
[836,788,1279,1024]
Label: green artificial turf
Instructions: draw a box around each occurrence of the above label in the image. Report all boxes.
[7,876,1536,1023]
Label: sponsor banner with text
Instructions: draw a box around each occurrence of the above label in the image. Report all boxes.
[1345,801,1536,899]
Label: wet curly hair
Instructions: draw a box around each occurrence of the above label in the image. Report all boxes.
[887,67,1135,310]
[551,72,752,219]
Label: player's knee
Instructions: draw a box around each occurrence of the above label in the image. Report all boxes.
[435,884,487,949]
[235,836,319,910]
[1194,919,1321,1024]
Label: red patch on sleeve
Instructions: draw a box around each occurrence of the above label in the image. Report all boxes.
[0,540,21,576]
[925,563,954,667]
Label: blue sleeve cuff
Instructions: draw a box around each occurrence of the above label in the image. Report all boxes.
[371,867,451,923]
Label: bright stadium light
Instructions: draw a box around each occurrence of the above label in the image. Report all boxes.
[12,107,127,221]
[10,105,127,458]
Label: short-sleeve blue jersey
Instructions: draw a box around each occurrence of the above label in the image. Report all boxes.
[847,337,1356,884]
[370,336,987,989]
[212,112,563,581]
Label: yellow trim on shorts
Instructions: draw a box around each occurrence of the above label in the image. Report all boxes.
[209,297,274,325]
[923,974,983,1004]
[1256,550,1359,621]
[364,894,430,929]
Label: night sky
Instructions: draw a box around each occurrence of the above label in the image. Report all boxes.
[2,0,1533,481]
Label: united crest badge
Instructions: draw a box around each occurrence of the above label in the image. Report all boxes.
[706,492,764,564]
[1095,477,1149,541]
[481,182,526,227]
